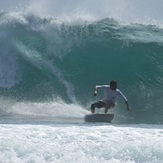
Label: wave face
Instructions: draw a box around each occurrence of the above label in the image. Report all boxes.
[0,11,163,124]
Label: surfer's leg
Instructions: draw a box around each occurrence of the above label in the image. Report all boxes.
[91,103,96,113]
[104,101,115,113]
[104,106,110,113]
[91,101,106,113]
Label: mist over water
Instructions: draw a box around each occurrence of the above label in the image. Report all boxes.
[1,0,163,25]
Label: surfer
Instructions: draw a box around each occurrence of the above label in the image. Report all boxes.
[91,80,131,113]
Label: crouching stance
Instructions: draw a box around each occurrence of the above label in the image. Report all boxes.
[91,80,131,113]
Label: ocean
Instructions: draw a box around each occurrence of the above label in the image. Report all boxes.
[0,0,163,162]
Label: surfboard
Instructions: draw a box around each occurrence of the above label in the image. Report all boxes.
[84,114,114,123]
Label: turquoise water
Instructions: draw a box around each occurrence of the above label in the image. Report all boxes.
[0,12,163,124]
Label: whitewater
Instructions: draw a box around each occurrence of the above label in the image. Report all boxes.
[0,0,163,162]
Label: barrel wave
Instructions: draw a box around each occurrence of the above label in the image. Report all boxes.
[0,12,163,124]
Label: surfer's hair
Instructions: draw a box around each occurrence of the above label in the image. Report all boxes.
[110,80,117,86]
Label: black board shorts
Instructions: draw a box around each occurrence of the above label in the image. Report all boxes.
[94,101,106,108]
[94,100,115,108]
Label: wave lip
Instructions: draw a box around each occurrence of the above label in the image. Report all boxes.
[2,0,163,26]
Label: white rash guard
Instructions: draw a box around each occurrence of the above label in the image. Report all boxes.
[96,85,127,104]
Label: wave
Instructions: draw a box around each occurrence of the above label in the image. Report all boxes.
[0,12,163,124]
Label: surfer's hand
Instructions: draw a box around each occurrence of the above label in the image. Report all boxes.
[125,101,131,112]
[94,91,97,96]
[127,106,132,112]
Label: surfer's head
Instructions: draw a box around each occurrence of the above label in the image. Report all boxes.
[110,80,117,90]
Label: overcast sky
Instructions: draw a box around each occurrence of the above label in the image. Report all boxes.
[0,0,163,25]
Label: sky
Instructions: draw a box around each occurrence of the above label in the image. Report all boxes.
[0,0,163,25]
